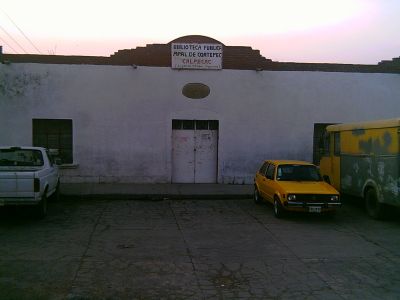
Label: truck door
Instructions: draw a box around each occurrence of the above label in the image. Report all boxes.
[331,131,341,190]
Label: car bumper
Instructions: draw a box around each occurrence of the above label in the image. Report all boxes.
[285,201,341,212]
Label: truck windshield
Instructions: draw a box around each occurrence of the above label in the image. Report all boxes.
[276,164,322,181]
[0,149,44,167]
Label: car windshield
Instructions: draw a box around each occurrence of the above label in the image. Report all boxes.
[0,149,44,167]
[276,164,322,181]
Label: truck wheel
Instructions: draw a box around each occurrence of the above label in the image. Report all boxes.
[274,198,285,218]
[365,188,386,220]
[254,187,262,204]
[36,194,47,219]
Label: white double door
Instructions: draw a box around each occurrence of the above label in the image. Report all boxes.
[172,129,218,183]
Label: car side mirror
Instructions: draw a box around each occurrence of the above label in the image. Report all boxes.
[323,175,331,184]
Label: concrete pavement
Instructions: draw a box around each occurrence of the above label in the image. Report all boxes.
[60,183,254,199]
[1,197,400,299]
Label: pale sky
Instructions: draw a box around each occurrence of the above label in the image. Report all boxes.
[0,0,399,64]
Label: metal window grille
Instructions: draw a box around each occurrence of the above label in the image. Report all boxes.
[32,119,73,164]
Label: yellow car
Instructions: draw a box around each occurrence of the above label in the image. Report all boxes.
[254,160,340,218]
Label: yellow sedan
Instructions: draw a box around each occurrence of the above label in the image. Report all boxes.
[254,160,340,218]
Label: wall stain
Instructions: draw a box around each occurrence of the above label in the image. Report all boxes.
[359,131,392,155]
[0,71,47,98]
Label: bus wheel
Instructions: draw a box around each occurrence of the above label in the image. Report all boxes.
[365,189,386,220]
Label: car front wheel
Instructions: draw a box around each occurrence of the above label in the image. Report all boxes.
[274,198,285,218]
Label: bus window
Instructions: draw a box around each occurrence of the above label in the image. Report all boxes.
[322,132,330,156]
[334,132,340,156]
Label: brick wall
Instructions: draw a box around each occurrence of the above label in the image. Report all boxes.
[2,35,400,74]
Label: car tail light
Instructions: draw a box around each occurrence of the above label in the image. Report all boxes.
[34,178,40,193]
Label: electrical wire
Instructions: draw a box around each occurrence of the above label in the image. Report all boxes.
[0,35,18,53]
[0,23,28,54]
[1,9,42,54]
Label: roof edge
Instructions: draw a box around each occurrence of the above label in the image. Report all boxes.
[327,118,400,131]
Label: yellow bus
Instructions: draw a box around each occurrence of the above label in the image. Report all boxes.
[319,118,400,219]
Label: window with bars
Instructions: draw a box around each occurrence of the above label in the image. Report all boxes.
[32,119,73,164]
[172,120,219,130]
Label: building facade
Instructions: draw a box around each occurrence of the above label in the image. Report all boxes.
[1,35,400,184]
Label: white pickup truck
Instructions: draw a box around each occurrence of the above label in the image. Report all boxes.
[0,146,60,217]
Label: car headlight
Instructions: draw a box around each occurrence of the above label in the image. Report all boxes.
[287,194,296,201]
[330,195,339,202]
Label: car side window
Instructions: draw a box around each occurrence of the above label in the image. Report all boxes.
[259,162,269,176]
[266,164,275,180]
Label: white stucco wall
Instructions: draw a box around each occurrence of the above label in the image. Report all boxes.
[1,63,399,184]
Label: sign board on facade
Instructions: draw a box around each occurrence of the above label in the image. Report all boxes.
[171,43,223,70]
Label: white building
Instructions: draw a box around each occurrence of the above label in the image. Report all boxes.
[1,35,399,184]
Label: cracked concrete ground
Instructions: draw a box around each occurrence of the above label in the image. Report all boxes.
[0,198,399,299]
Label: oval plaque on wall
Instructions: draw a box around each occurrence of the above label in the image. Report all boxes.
[182,83,210,99]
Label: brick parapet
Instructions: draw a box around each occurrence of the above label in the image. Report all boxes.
[2,35,399,74]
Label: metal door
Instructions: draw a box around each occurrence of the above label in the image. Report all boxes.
[172,130,195,183]
[172,120,218,183]
[194,130,218,183]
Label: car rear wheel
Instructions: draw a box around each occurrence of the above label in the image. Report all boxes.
[52,182,60,201]
[274,198,285,218]
[36,193,47,219]
[254,187,262,204]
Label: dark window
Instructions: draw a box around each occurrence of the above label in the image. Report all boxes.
[323,132,331,156]
[182,120,195,130]
[196,120,208,130]
[209,120,219,130]
[172,120,219,130]
[172,120,182,129]
[208,121,219,130]
[313,123,335,164]
[0,148,43,167]
[33,119,73,164]
[334,132,341,156]
[266,164,275,180]
[259,162,269,175]
[276,164,322,181]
